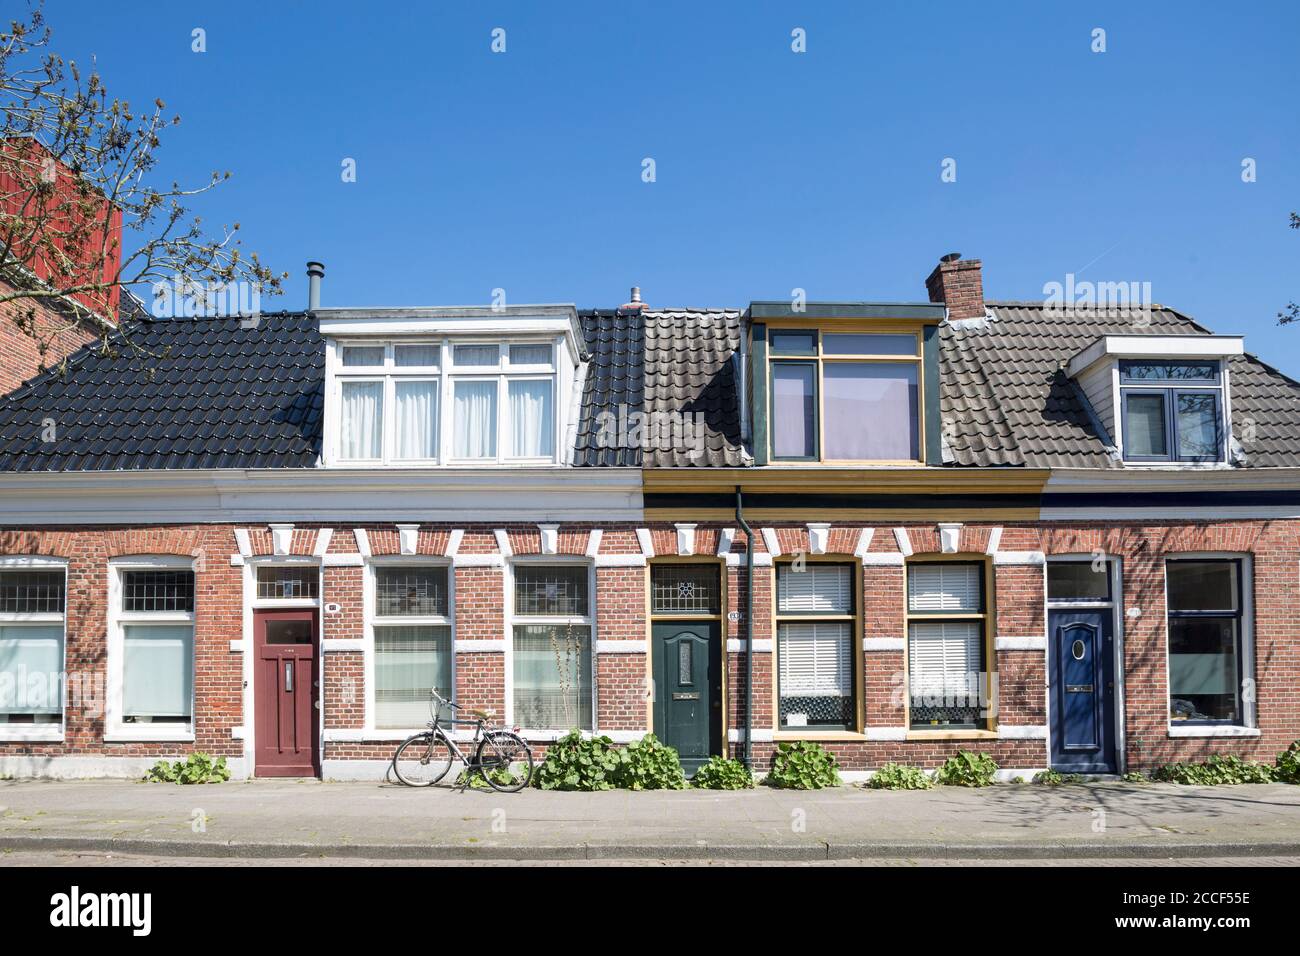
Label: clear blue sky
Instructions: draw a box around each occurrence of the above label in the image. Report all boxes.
[41,0,1300,375]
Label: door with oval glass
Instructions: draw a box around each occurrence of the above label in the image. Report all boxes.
[1048,609,1116,773]
[652,620,720,773]
[254,608,320,777]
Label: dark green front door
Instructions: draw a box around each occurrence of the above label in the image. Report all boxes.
[652,621,721,773]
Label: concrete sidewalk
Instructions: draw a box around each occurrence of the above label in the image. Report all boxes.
[2,778,1298,860]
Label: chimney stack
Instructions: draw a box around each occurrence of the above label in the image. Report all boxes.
[306,261,325,311]
[620,286,646,311]
[925,252,986,321]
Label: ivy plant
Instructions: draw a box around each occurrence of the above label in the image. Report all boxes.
[765,741,842,790]
[935,750,998,787]
[691,756,754,790]
[144,753,230,785]
[865,763,934,790]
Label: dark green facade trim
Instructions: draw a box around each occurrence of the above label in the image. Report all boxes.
[645,491,1042,512]
[749,301,945,321]
[751,322,769,466]
[922,323,942,465]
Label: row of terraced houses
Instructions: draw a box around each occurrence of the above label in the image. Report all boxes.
[1,240,1298,781]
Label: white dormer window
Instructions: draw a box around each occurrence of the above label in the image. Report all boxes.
[1119,360,1225,463]
[319,305,580,469]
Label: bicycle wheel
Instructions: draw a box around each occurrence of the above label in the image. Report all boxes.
[391,733,454,787]
[475,731,533,793]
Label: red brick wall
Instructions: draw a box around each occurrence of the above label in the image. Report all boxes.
[1,517,1296,775]
[0,276,106,396]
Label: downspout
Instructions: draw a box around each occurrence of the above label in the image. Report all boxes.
[734,485,755,770]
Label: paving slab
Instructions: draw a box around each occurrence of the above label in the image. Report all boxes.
[1,779,1298,860]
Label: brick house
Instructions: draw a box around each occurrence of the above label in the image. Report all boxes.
[0,257,1297,780]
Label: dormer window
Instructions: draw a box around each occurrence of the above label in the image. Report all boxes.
[1119,360,1224,463]
[330,339,558,465]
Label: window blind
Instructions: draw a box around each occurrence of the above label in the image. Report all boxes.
[778,622,852,697]
[907,563,982,613]
[907,621,982,702]
[777,564,852,614]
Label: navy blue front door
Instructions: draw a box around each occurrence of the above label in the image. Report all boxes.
[1048,610,1117,773]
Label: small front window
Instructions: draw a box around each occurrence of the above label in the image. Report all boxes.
[115,565,195,728]
[906,562,989,730]
[775,563,856,730]
[0,567,66,730]
[1120,360,1225,463]
[512,564,592,731]
[372,564,452,728]
[1167,559,1246,725]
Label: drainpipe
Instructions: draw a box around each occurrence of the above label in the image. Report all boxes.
[734,486,755,770]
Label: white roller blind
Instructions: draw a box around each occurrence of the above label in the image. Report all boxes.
[778,622,851,697]
[777,564,852,613]
[0,624,63,714]
[908,621,982,703]
[908,563,982,612]
[123,624,193,718]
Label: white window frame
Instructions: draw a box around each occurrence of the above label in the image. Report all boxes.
[326,337,561,467]
[505,556,596,735]
[0,555,68,742]
[1163,552,1257,736]
[105,555,197,743]
[364,556,455,733]
[1114,359,1230,465]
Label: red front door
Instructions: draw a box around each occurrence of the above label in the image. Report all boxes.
[254,609,320,777]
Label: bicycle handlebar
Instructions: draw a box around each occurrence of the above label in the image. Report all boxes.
[430,689,461,710]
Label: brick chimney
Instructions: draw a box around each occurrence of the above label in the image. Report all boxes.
[925,252,986,321]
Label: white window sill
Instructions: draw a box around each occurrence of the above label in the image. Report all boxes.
[104,731,196,744]
[0,727,64,743]
[1167,725,1260,738]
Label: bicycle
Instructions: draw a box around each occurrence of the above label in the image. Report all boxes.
[390,689,533,792]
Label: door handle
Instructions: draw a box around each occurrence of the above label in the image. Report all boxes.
[284,661,293,693]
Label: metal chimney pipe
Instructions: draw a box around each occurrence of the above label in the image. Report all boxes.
[306,261,325,311]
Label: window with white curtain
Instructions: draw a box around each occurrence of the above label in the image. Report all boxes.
[108,561,196,738]
[332,340,557,465]
[906,562,989,730]
[775,563,856,730]
[371,564,452,728]
[0,564,66,737]
[511,564,592,731]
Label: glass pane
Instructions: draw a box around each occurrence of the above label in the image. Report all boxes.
[771,363,816,458]
[374,625,451,728]
[1120,360,1218,382]
[265,619,314,645]
[1124,392,1168,457]
[122,570,194,613]
[395,380,438,459]
[1169,617,1238,722]
[1167,561,1238,612]
[454,344,498,367]
[512,624,592,730]
[256,567,319,600]
[1176,393,1221,459]
[777,564,852,614]
[122,624,192,720]
[507,379,554,458]
[678,641,693,686]
[778,621,853,729]
[452,380,497,458]
[341,345,384,367]
[1047,562,1110,602]
[0,624,63,715]
[509,344,552,366]
[651,565,720,615]
[514,566,588,616]
[375,566,448,617]
[908,620,984,728]
[908,563,982,613]
[394,344,438,367]
[340,381,383,459]
[769,331,816,355]
[823,362,918,460]
[823,333,917,356]
[0,571,64,614]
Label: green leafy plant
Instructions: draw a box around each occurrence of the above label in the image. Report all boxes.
[1033,769,1082,786]
[1121,771,1148,783]
[865,762,934,790]
[1275,740,1300,784]
[691,756,754,790]
[456,764,524,790]
[144,752,230,785]
[935,751,998,788]
[531,730,622,791]
[765,741,842,790]
[1151,754,1275,786]
[613,733,687,790]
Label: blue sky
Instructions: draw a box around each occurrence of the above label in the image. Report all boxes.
[40,0,1300,374]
